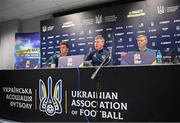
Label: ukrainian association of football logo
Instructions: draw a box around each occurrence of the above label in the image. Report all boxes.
[39,76,62,116]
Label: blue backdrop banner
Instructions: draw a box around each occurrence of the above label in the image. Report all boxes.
[40,0,180,67]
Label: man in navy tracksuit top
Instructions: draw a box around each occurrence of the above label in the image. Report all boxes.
[85,35,111,66]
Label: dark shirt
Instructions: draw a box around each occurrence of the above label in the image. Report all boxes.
[85,49,110,66]
[137,47,154,52]
[51,54,68,67]
[51,54,60,67]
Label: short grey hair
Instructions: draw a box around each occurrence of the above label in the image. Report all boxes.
[136,34,148,40]
[95,35,105,42]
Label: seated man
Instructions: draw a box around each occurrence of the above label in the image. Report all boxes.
[121,34,158,65]
[136,34,153,52]
[120,34,153,57]
[51,41,69,68]
[85,35,111,66]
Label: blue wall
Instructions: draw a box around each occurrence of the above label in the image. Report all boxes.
[40,0,180,67]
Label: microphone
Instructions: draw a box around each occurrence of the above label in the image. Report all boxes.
[103,47,112,66]
[109,47,113,60]
[162,48,176,63]
[91,47,112,80]
[44,53,58,68]
[173,56,180,64]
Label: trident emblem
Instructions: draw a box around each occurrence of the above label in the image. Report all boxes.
[39,76,62,116]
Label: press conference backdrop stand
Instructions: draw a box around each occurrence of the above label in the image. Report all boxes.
[0,64,180,122]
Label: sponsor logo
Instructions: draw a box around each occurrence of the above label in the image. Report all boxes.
[62,21,75,28]
[127,9,146,18]
[157,6,165,14]
[95,15,102,24]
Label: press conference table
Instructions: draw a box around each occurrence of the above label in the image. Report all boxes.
[0,64,180,122]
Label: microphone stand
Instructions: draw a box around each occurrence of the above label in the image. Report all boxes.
[90,53,111,122]
[91,54,111,80]
[44,55,54,68]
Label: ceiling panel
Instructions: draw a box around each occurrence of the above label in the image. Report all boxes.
[0,0,33,10]
[18,0,58,13]
[20,6,62,19]
[0,0,115,23]
[61,0,99,10]
[53,0,83,5]
[1,7,27,19]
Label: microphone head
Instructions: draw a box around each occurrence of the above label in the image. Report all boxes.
[109,47,113,59]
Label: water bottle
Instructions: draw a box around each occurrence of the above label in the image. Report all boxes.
[156,50,163,64]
